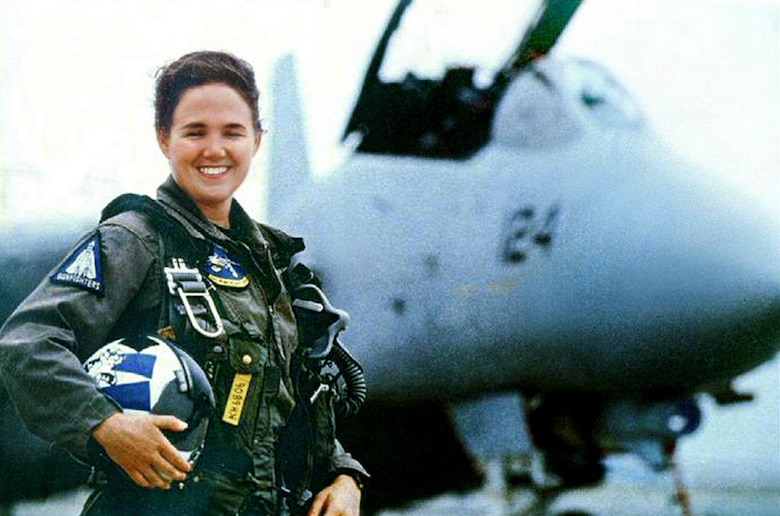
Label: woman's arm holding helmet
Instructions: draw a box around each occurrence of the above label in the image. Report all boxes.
[92,412,191,489]
[0,215,188,486]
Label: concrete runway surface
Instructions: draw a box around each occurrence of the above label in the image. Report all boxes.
[10,462,779,516]
[374,466,780,516]
[9,485,779,516]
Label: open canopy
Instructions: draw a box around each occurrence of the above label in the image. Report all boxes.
[342,0,584,159]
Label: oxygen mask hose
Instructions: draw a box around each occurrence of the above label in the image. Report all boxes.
[292,282,367,417]
[330,338,367,418]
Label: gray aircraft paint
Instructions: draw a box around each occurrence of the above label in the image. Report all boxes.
[270,56,780,402]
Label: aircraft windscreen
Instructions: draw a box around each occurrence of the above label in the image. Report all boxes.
[379,0,544,88]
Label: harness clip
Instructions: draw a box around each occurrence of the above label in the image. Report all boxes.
[164,258,225,339]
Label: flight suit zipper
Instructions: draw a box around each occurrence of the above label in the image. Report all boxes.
[234,240,288,364]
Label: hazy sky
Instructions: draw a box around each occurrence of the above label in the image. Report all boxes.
[1,0,778,489]
[1,0,777,223]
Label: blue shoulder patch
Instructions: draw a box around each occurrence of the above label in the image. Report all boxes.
[51,233,104,295]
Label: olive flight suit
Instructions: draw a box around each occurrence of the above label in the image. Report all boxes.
[0,176,367,515]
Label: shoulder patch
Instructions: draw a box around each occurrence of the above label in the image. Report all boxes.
[51,233,104,295]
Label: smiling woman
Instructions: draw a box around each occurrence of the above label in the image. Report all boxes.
[152,52,264,228]
[0,50,368,516]
[157,82,262,228]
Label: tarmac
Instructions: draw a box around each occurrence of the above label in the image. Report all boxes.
[375,482,780,516]
[10,485,779,516]
[374,456,780,516]
[10,459,779,516]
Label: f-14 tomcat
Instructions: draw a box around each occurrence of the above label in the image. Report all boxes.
[1,0,778,514]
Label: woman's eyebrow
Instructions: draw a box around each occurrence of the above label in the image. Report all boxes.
[180,122,207,130]
[179,122,248,130]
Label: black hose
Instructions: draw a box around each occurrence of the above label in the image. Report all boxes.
[330,340,367,418]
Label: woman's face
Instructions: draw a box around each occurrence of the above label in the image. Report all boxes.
[158,83,261,220]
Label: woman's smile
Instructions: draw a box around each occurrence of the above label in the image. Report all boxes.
[158,83,261,227]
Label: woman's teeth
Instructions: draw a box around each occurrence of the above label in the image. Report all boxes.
[199,167,228,176]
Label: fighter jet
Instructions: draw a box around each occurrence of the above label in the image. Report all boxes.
[266,0,780,511]
[0,0,777,514]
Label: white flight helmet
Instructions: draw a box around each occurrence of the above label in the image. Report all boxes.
[83,334,215,465]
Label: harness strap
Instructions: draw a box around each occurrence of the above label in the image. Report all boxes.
[101,192,224,376]
[164,258,225,339]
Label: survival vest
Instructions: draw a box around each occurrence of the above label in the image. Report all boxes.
[98,193,367,509]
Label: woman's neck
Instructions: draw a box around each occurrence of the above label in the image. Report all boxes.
[197,200,232,229]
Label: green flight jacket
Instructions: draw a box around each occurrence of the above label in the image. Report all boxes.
[0,176,367,514]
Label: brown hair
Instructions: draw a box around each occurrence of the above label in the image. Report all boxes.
[154,50,262,136]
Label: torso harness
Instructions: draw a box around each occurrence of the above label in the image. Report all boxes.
[99,194,367,461]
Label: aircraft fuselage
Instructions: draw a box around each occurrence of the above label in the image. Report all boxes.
[275,58,780,403]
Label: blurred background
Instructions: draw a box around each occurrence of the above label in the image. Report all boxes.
[1,0,778,507]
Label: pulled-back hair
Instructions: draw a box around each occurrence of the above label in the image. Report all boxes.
[154,50,262,136]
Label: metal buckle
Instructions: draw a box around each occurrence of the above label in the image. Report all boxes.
[164,258,225,339]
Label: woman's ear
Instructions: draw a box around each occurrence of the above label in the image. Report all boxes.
[157,130,170,157]
[253,131,262,155]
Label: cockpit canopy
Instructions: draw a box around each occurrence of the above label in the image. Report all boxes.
[342,0,584,159]
[493,57,645,149]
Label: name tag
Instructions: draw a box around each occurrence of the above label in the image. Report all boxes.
[222,373,252,426]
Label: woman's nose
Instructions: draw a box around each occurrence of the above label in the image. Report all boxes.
[202,135,227,158]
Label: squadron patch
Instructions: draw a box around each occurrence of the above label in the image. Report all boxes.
[202,245,249,288]
[51,233,104,295]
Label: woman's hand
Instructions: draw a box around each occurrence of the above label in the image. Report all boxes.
[92,412,192,489]
[307,474,362,516]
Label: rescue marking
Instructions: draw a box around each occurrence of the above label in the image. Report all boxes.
[222,372,252,425]
[51,233,104,294]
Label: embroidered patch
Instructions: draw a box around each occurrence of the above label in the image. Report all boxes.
[202,245,249,288]
[51,233,104,295]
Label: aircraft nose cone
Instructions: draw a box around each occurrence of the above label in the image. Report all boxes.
[565,162,780,391]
